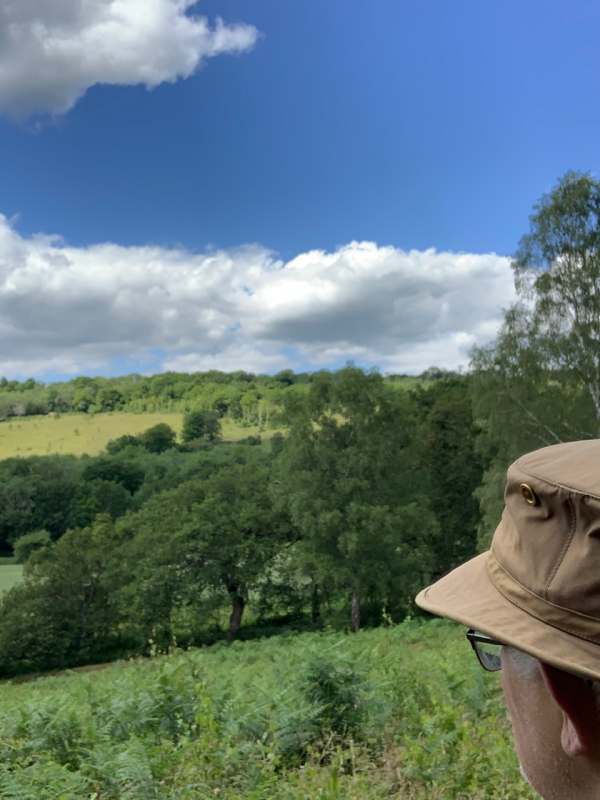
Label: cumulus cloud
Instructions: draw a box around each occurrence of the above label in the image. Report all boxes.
[0,0,259,117]
[0,215,516,378]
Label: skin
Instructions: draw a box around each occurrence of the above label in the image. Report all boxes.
[500,647,600,799]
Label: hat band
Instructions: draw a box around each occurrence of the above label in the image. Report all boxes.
[487,551,600,646]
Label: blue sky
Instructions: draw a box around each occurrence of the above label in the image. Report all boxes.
[0,0,598,379]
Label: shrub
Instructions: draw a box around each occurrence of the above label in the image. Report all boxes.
[106,435,141,455]
[302,658,367,741]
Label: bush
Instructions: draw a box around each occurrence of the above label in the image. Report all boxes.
[302,658,367,741]
[106,435,141,455]
[238,435,262,446]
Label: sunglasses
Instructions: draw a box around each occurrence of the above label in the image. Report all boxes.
[466,628,503,672]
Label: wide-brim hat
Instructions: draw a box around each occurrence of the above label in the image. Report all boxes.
[416,440,600,682]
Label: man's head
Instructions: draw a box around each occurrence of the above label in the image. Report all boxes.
[416,440,600,799]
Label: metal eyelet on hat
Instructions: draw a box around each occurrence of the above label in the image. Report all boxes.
[520,483,539,506]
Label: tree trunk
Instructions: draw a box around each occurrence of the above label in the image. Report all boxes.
[228,593,246,641]
[350,591,360,633]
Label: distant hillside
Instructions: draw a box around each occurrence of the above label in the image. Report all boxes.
[0,412,279,459]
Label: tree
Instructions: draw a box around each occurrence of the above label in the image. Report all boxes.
[515,172,600,423]
[182,410,222,444]
[82,457,145,494]
[182,462,292,639]
[413,377,482,576]
[138,423,177,453]
[471,171,600,546]
[0,516,123,675]
[0,478,35,552]
[120,460,292,643]
[116,481,205,650]
[98,387,123,411]
[274,367,438,631]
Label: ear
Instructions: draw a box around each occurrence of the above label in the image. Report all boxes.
[539,662,598,757]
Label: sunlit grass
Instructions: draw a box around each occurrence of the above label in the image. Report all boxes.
[0,413,283,459]
[0,564,23,594]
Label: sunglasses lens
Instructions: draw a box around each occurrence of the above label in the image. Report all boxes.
[477,640,502,671]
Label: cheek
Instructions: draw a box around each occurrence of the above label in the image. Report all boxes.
[502,670,532,757]
[501,664,563,793]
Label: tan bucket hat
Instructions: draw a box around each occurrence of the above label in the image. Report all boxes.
[416,439,600,681]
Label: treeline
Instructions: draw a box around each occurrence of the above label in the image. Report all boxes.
[0,370,298,425]
[0,369,481,676]
[0,369,420,425]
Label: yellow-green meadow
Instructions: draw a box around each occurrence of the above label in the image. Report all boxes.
[0,412,280,459]
[0,563,22,595]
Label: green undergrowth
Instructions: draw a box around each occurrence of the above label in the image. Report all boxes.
[0,620,535,799]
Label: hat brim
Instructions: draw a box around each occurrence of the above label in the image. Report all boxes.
[416,551,600,682]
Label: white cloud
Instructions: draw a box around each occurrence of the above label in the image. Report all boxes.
[0,0,259,117]
[0,215,516,378]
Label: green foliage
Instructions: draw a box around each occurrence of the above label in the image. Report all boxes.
[120,455,295,644]
[0,456,82,549]
[0,621,536,799]
[82,456,145,494]
[0,516,124,675]
[275,367,439,629]
[13,529,51,564]
[181,409,222,443]
[412,376,483,574]
[138,423,177,453]
[302,658,367,741]
[106,434,141,454]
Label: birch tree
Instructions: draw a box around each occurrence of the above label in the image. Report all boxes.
[472,172,600,546]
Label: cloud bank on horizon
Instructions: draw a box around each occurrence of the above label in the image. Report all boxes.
[0,215,516,379]
[0,0,259,117]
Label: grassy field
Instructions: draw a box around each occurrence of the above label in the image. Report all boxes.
[0,413,281,459]
[0,619,535,800]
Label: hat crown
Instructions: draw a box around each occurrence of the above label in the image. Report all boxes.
[492,440,600,631]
